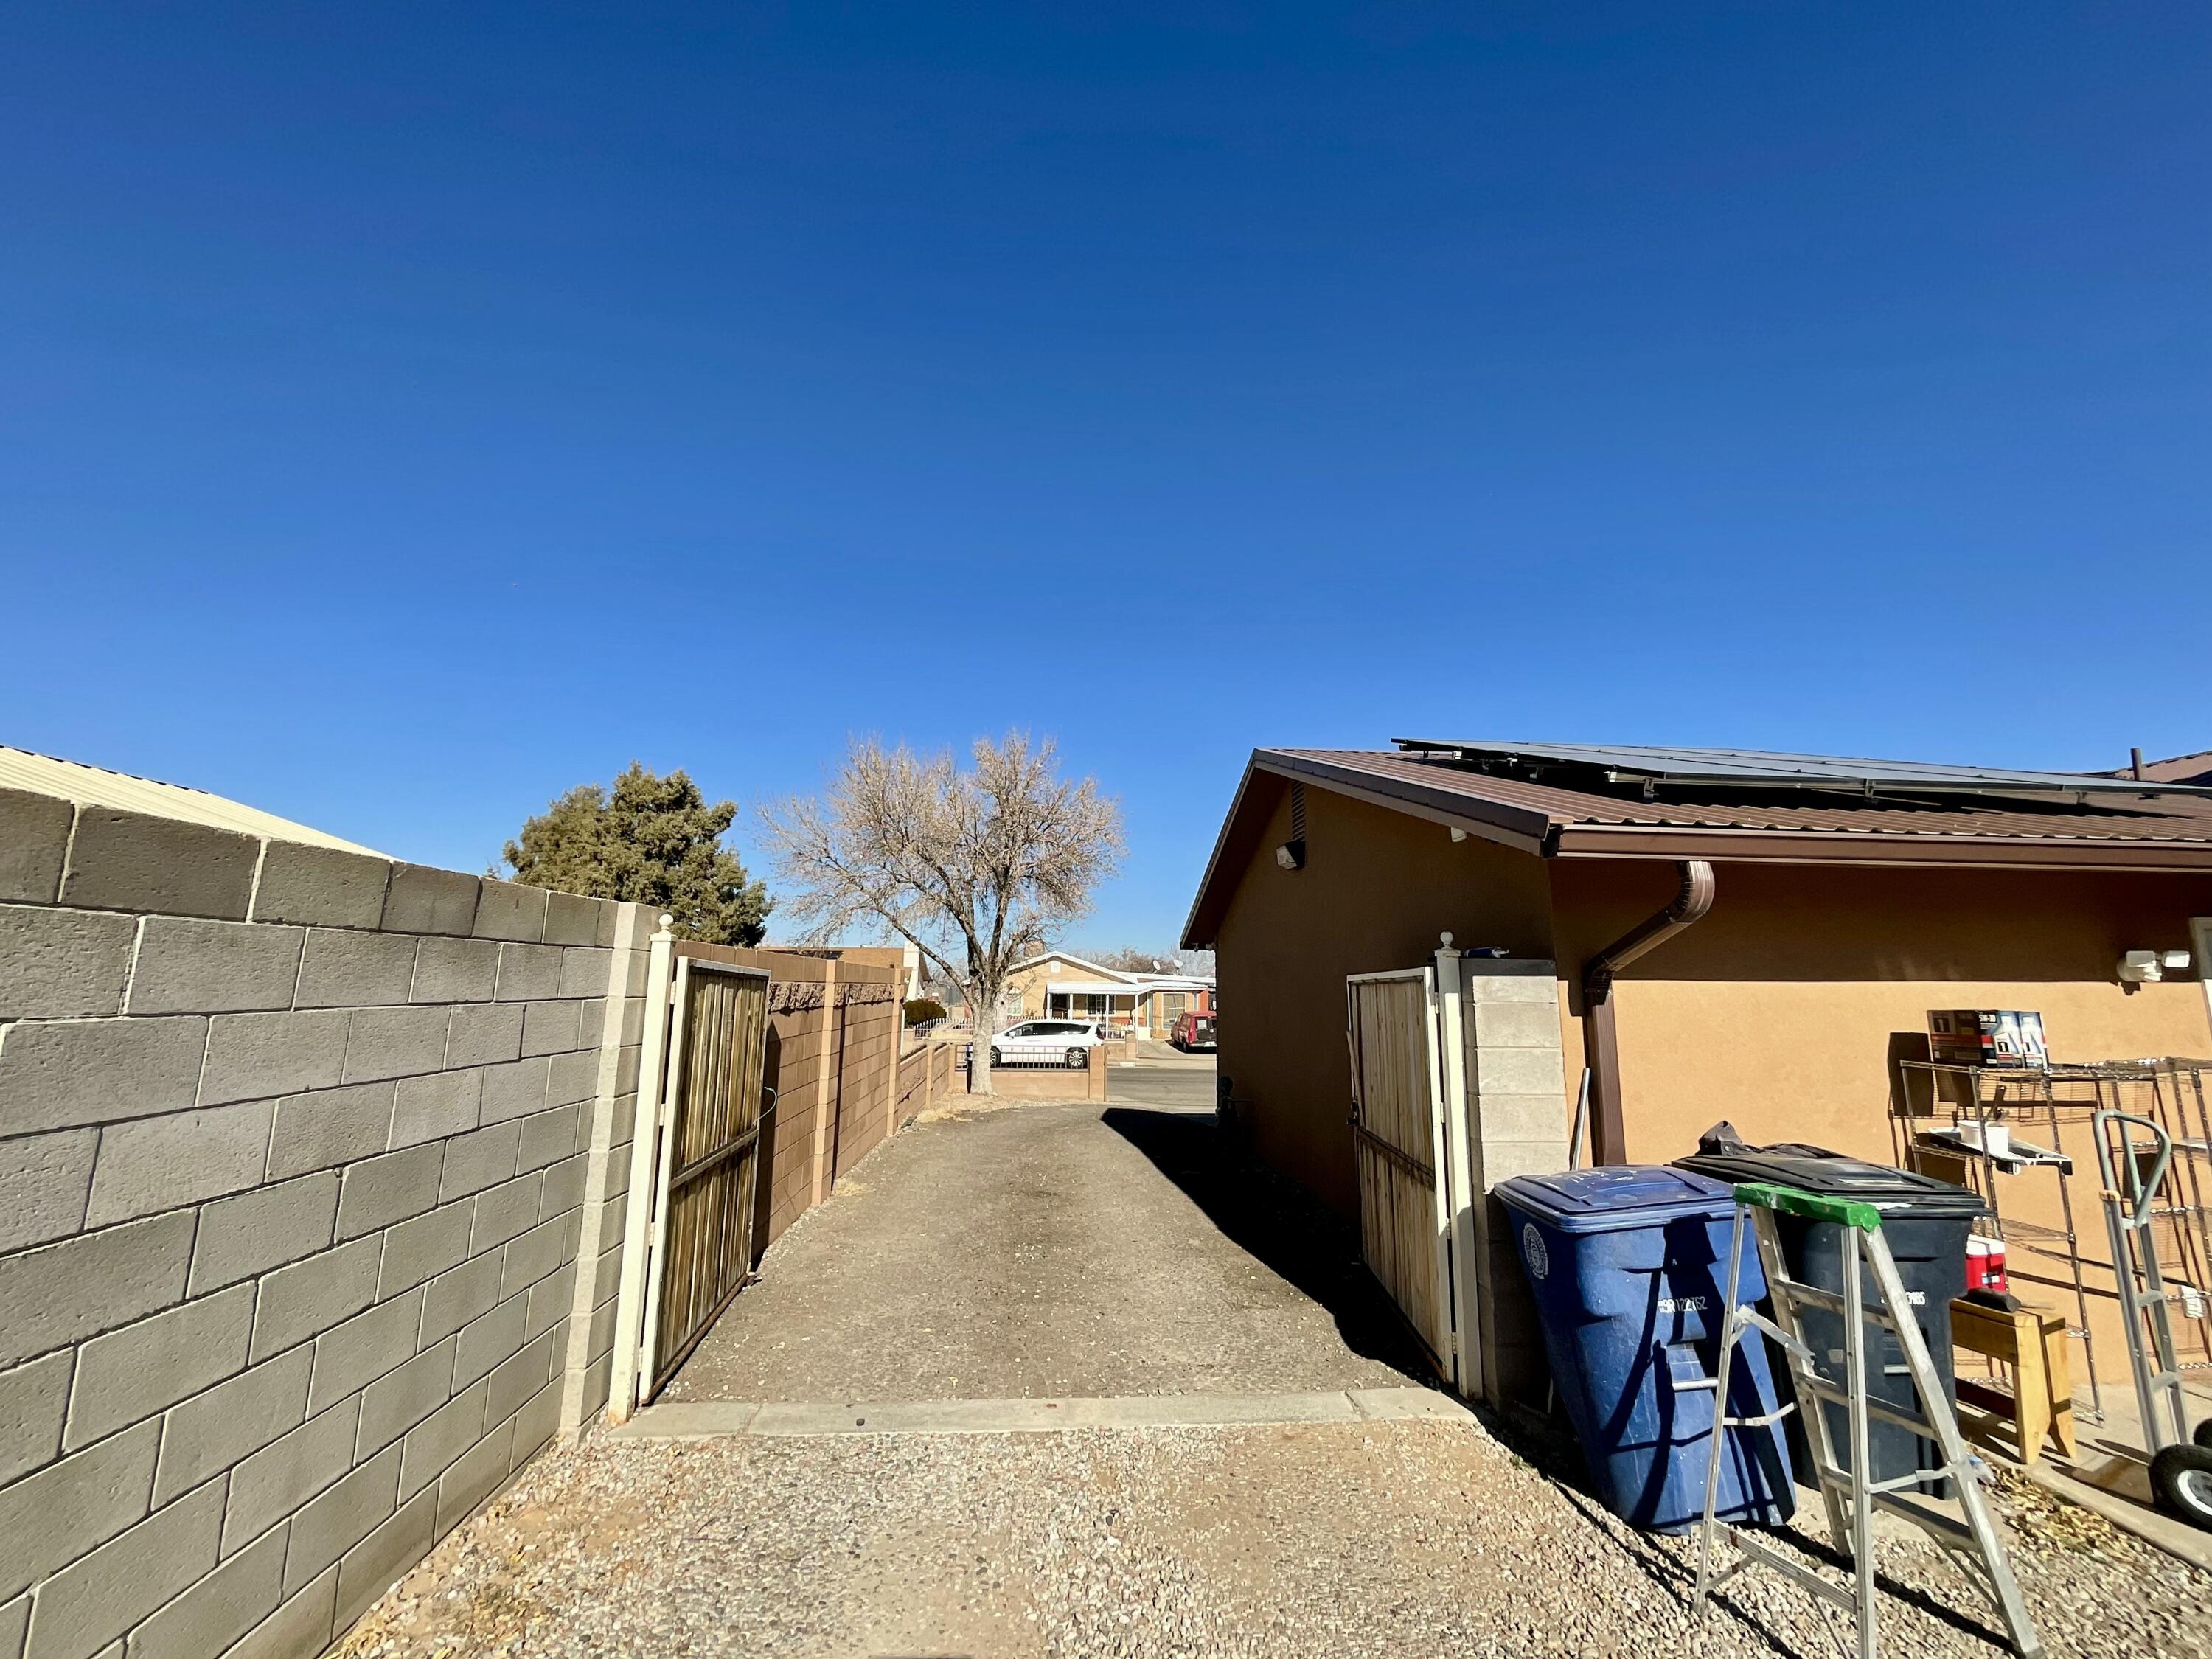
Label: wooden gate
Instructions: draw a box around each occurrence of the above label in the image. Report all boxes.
[1346,969,1455,1373]
[635,953,772,1401]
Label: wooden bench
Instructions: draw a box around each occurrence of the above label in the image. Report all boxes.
[1950,1297,2076,1466]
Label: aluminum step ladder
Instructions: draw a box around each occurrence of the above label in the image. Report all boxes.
[1688,1182,2042,1659]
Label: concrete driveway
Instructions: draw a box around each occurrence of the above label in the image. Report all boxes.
[663,1093,1427,1405]
[1108,1048,1220,1111]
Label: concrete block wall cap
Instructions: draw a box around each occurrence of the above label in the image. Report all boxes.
[251,843,392,930]
[0,787,74,905]
[380,867,480,938]
[60,809,260,920]
[470,882,547,945]
[541,892,603,948]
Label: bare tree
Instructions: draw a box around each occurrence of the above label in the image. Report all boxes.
[1092,946,1215,976]
[761,733,1124,1093]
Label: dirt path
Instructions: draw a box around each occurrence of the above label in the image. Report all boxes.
[664,1099,1427,1403]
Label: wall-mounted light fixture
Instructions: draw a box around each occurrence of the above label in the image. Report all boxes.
[1275,838,1306,871]
[2118,948,2194,987]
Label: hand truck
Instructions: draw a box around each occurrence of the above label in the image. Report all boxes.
[2092,1109,2212,1528]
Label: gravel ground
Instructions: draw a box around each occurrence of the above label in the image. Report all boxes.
[667,1100,1426,1402]
[338,1412,2210,1659]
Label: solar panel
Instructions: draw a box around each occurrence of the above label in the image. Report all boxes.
[1388,739,2212,797]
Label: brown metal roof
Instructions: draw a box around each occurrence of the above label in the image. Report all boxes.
[1181,745,2212,947]
[1275,748,2212,846]
[2132,750,2212,786]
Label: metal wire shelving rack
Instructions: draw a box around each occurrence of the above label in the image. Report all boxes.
[1892,1056,2212,1426]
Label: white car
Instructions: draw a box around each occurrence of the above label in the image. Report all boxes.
[971,1019,1106,1070]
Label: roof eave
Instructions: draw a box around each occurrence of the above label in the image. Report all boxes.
[1181,750,1561,949]
[1553,822,2212,872]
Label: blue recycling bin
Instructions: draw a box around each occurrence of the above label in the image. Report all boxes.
[1496,1166,1796,1533]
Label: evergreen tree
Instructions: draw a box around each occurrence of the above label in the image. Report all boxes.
[502,764,772,945]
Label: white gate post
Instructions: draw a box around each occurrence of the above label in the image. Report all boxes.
[1418,950,1458,1391]
[1433,933,1483,1399]
[608,914,677,1425]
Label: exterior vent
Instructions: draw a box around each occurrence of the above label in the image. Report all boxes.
[1277,783,1309,871]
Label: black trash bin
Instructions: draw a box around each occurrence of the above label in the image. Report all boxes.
[1675,1134,1985,1495]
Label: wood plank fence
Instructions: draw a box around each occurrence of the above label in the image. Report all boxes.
[669,942,958,1251]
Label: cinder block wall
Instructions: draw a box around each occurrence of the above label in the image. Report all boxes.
[0,799,650,1659]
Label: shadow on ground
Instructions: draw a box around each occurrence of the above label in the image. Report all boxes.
[1100,1105,1436,1388]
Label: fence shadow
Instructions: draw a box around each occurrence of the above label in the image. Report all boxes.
[1099,1105,1434,1385]
[751,1027,783,1270]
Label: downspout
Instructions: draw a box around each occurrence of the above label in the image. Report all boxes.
[1580,860,1716,1166]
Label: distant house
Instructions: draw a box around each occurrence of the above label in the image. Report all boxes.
[1003,950,1215,1039]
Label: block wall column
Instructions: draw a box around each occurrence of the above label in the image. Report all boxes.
[1460,957,1570,1412]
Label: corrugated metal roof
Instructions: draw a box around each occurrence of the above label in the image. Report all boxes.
[0,746,387,857]
[1276,748,2212,846]
[1390,738,2212,799]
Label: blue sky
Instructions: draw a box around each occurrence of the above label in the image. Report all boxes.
[3,3,2206,947]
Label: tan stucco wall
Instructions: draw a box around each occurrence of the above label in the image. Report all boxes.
[1547,858,2212,1377]
[1214,779,1557,1216]
[1546,858,2212,1166]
